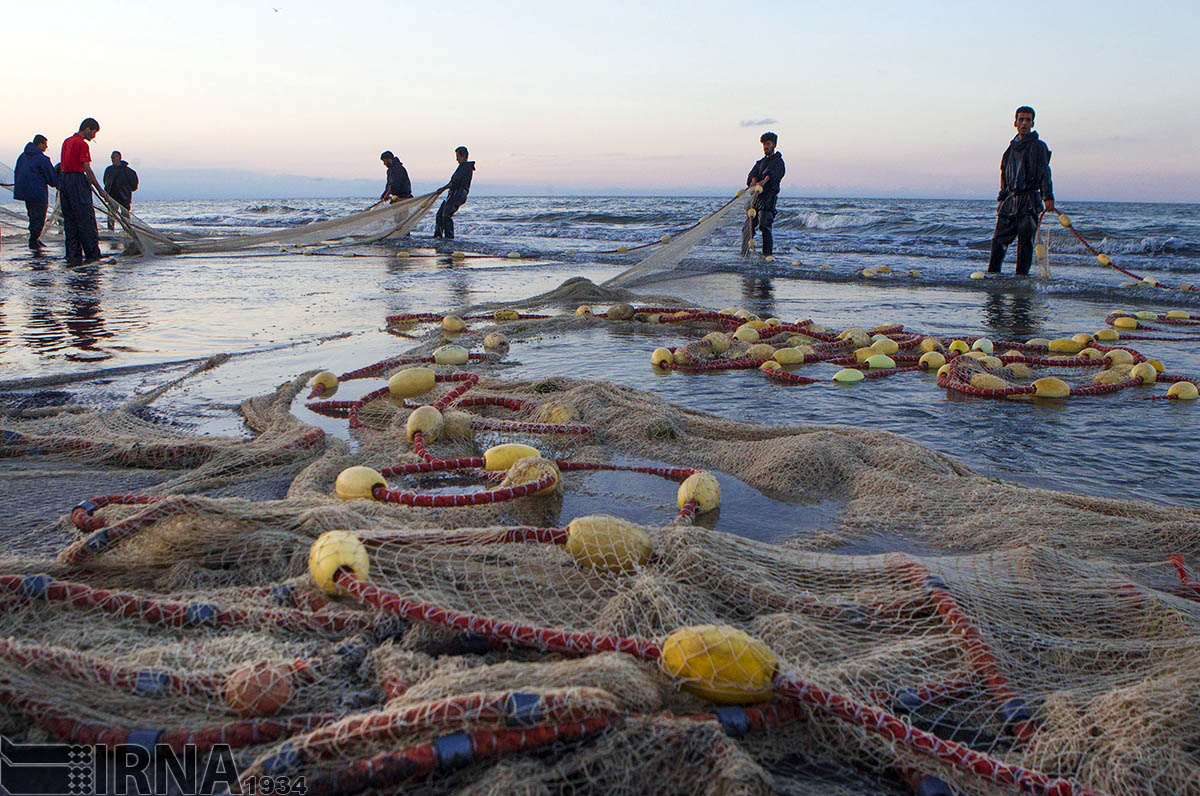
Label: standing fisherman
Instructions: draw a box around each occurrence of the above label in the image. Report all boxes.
[987,106,1055,276]
[434,146,474,240]
[59,118,107,265]
[746,131,786,261]
[12,134,58,249]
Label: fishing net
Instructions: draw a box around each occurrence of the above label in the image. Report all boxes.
[2,279,1200,796]
[603,188,756,288]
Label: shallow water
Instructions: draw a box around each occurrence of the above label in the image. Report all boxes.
[2,196,1198,516]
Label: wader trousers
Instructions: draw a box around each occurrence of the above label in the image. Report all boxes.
[24,200,47,246]
[60,172,101,264]
[988,211,1038,276]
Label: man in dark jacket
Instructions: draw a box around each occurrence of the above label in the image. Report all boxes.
[434,146,475,240]
[746,131,786,259]
[13,135,59,248]
[988,106,1055,276]
[102,151,139,230]
[379,151,412,201]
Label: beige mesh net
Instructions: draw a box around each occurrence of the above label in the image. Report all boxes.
[2,279,1199,795]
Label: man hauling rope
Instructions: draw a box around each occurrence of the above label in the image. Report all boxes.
[379,151,412,201]
[102,150,138,231]
[434,146,475,240]
[59,118,110,265]
[987,106,1055,277]
[746,131,786,259]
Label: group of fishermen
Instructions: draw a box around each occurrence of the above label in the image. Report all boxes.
[379,146,475,240]
[11,106,1050,274]
[12,118,138,265]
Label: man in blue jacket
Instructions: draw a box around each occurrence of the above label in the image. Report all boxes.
[13,134,59,249]
[746,132,786,259]
[434,146,475,240]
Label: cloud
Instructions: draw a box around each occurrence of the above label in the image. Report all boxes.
[739,118,778,128]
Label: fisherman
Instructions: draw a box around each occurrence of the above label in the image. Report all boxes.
[746,131,786,259]
[59,118,107,265]
[102,150,139,231]
[379,151,412,201]
[987,106,1055,276]
[433,146,475,240]
[12,134,58,249]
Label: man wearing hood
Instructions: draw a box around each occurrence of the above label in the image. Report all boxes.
[379,151,412,201]
[12,134,59,249]
[434,146,475,240]
[746,131,786,259]
[988,106,1055,276]
[102,151,139,231]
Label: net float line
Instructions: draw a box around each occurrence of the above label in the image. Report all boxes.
[1052,208,1180,291]
[892,560,1036,746]
[0,637,315,703]
[308,353,491,398]
[370,474,558,508]
[332,569,1100,796]
[70,493,163,532]
[1166,553,1200,599]
[0,574,376,636]
[0,677,339,753]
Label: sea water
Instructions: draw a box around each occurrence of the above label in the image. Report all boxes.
[1,195,1198,515]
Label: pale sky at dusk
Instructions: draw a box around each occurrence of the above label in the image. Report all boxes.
[5,0,1198,200]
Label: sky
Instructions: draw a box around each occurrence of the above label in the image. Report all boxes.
[4,0,1199,201]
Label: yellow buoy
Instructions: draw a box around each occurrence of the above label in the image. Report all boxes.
[969,271,986,280]
[677,472,720,512]
[1071,333,1092,346]
[1007,362,1033,379]
[1097,253,1111,267]
[1047,339,1082,354]
[760,360,782,372]
[971,373,1010,390]
[773,347,806,365]
[494,309,520,321]
[919,337,943,353]
[876,265,893,274]
[1057,213,1072,228]
[918,351,946,370]
[871,337,899,356]
[388,367,437,398]
[746,208,757,218]
[978,355,1003,369]
[1142,277,1159,287]
[1094,366,1132,385]
[833,368,865,383]
[732,324,760,343]
[484,443,541,472]
[442,315,466,332]
[1167,381,1199,400]
[310,370,338,394]
[1034,243,1047,260]
[507,251,521,259]
[908,269,921,277]
[865,353,896,369]
[853,347,875,364]
[565,515,652,574]
[660,625,777,704]
[746,320,770,331]
[536,403,577,424]
[651,348,675,368]
[334,466,386,501]
[746,343,776,360]
[395,250,410,258]
[432,345,469,365]
[576,305,593,317]
[765,318,783,327]
[659,234,672,243]
[1078,348,1105,362]
[703,332,731,354]
[1180,285,1194,291]
[764,255,776,263]
[499,456,561,496]
[451,251,467,260]
[1135,310,1157,321]
[563,249,577,255]
[607,303,635,321]
[1113,316,1138,329]
[1130,362,1157,384]
[616,246,630,253]
[483,333,508,349]
[309,531,369,595]
[1026,337,1051,347]
[405,405,443,442]
[1032,377,1071,398]
[971,338,994,355]
[1166,310,1191,320]
[936,363,952,379]
[948,340,970,354]
[861,268,878,278]
[1104,349,1135,366]
[838,328,871,348]
[1095,328,1119,341]
[1146,359,1165,373]
[964,351,985,360]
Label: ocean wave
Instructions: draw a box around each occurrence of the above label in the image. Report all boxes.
[786,211,892,231]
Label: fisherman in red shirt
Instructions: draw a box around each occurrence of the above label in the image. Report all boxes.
[59,117,107,265]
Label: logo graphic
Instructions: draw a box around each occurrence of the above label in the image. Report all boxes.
[0,737,94,795]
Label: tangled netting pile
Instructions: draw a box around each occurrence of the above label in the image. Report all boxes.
[3,278,1200,796]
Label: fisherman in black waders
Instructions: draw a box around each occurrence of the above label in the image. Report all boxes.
[988,106,1055,276]
[747,131,785,261]
[379,151,412,201]
[59,118,108,265]
[434,146,474,240]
